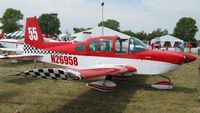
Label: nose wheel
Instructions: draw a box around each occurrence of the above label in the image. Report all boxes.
[151,75,174,90]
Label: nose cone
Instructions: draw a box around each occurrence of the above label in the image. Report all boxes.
[184,53,197,63]
[175,52,197,63]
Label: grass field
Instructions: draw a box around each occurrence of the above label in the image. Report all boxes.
[0,56,200,113]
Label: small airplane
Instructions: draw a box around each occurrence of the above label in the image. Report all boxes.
[0,17,197,91]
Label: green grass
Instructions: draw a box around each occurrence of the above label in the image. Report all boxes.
[0,56,200,113]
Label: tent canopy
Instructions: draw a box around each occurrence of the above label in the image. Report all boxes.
[6,30,24,38]
[151,35,183,47]
[72,26,131,41]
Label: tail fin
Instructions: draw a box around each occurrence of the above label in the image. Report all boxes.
[24,17,44,48]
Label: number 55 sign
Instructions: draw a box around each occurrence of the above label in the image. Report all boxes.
[28,27,38,41]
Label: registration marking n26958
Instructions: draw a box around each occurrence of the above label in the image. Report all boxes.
[51,55,78,66]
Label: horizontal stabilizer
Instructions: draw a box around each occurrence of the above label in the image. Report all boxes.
[0,54,43,59]
[0,48,23,52]
[16,68,82,80]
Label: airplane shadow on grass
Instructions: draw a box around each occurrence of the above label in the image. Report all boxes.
[47,76,199,113]
[143,84,198,94]
[0,91,19,105]
[171,86,198,93]
[3,76,39,85]
[48,76,149,113]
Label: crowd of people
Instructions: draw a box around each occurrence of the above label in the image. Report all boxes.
[150,42,200,56]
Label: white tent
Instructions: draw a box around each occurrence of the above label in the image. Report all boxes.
[71,26,131,41]
[6,30,24,38]
[151,35,183,47]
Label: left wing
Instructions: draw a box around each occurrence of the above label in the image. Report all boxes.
[16,65,137,80]
[77,65,137,79]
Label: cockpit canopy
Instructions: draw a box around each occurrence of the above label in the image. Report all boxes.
[116,37,149,53]
[127,37,149,52]
[75,36,149,54]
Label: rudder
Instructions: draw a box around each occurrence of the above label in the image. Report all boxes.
[24,17,44,48]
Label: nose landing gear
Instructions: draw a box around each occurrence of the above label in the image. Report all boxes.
[151,75,174,90]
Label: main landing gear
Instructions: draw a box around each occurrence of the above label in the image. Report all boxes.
[87,75,117,92]
[151,75,174,90]
[87,75,174,92]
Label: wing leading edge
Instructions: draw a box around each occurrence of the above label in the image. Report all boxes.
[77,65,137,79]
[17,65,137,80]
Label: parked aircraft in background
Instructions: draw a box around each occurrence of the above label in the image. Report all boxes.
[0,39,24,55]
[0,37,58,55]
[0,17,197,91]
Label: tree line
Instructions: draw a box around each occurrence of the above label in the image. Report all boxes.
[0,8,198,41]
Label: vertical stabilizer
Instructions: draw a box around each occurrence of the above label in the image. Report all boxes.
[24,17,44,48]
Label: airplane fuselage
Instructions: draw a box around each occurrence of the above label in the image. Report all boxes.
[36,53,180,75]
[22,35,197,76]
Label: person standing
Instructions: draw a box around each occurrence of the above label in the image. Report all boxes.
[179,43,185,52]
[188,43,192,53]
[197,45,200,56]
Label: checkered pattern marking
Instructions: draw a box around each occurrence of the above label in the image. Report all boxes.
[24,44,59,54]
[19,68,82,80]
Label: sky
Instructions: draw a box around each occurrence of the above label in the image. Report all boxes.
[0,0,200,39]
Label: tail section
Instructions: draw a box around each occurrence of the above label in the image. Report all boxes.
[24,17,44,48]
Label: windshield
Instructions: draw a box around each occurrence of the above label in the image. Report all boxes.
[129,37,149,52]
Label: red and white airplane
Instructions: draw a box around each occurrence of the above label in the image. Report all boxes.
[0,17,197,91]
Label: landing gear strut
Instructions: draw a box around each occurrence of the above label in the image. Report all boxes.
[105,75,112,81]
[160,75,172,83]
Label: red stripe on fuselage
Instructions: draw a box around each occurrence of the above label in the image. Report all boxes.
[33,41,185,65]
[27,35,186,65]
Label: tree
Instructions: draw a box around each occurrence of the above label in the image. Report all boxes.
[98,19,120,31]
[38,13,61,37]
[0,8,23,33]
[121,30,135,37]
[134,31,148,40]
[73,27,92,33]
[173,17,198,42]
[148,28,168,40]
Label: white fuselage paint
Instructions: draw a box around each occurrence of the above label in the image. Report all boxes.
[31,53,180,75]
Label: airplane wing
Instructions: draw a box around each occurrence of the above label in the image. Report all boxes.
[0,48,23,52]
[0,54,43,59]
[16,65,137,80]
[77,65,137,79]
